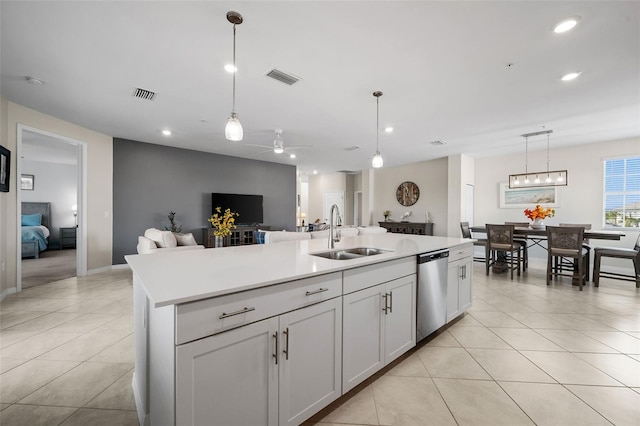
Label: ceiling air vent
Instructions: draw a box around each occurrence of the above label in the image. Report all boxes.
[133,87,156,101]
[265,68,300,86]
[429,140,447,146]
[344,145,360,151]
[337,170,359,174]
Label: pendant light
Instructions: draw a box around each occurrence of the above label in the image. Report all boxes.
[371,91,383,168]
[225,11,243,141]
[508,129,568,188]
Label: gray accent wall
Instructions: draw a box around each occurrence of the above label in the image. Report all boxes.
[113,139,297,264]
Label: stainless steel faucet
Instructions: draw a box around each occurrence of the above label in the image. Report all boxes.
[329,204,342,249]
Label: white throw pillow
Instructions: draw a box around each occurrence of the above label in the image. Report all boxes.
[137,236,158,254]
[144,228,177,248]
[174,232,197,246]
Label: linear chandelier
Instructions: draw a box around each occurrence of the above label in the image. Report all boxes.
[508,129,568,188]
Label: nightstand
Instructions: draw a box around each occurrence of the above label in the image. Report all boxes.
[59,227,77,249]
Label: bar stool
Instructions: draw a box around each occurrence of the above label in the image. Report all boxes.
[593,234,640,288]
[557,223,592,281]
[486,224,525,280]
[460,221,486,262]
[546,226,588,291]
[505,222,530,271]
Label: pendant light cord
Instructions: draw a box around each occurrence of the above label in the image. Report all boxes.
[376,95,380,152]
[546,132,550,172]
[232,24,237,114]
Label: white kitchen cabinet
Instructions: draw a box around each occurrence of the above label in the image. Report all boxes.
[447,243,473,323]
[175,296,342,426]
[342,274,416,393]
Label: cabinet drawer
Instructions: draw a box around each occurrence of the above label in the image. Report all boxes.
[175,272,342,345]
[343,257,415,294]
[449,243,473,263]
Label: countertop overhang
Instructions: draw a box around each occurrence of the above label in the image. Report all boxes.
[126,234,471,308]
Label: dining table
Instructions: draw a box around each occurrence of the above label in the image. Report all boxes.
[469,225,626,276]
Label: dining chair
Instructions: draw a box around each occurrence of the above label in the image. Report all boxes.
[593,234,640,288]
[485,224,524,279]
[505,222,530,271]
[558,223,592,281]
[460,221,486,262]
[546,226,588,291]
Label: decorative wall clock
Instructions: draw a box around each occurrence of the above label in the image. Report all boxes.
[396,181,420,206]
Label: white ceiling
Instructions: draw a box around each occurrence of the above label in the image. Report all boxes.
[1,1,639,176]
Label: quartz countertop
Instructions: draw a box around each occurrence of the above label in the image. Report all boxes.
[125,233,470,308]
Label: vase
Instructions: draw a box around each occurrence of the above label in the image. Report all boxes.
[214,235,225,248]
[531,218,545,229]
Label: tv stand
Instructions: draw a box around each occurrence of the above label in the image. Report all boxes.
[203,225,270,247]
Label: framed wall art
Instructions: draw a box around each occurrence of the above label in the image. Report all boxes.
[499,182,558,208]
[0,145,10,193]
[21,174,34,191]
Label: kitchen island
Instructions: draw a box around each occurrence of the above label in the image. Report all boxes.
[126,233,472,426]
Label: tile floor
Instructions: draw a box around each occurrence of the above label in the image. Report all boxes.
[1,262,639,425]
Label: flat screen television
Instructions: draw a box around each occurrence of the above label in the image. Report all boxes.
[211,193,264,225]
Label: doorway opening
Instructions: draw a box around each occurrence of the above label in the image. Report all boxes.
[16,125,87,291]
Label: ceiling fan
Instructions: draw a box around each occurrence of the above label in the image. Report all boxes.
[246,129,312,158]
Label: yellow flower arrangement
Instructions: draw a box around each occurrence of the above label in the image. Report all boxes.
[524,204,555,220]
[208,207,239,237]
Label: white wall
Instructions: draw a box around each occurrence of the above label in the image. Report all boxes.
[474,137,640,265]
[371,158,449,236]
[308,173,355,225]
[1,99,113,297]
[21,160,77,244]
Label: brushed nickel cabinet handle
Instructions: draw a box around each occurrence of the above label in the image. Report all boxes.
[273,332,278,365]
[388,292,393,313]
[218,307,255,319]
[382,293,388,314]
[283,328,289,360]
[305,288,328,296]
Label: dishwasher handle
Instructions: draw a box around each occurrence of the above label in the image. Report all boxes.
[417,250,449,264]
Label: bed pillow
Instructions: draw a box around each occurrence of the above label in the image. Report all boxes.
[144,228,178,248]
[22,213,42,226]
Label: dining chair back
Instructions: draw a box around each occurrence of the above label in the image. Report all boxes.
[460,222,487,262]
[546,226,588,290]
[505,222,530,271]
[593,234,640,288]
[558,223,592,281]
[485,224,524,279]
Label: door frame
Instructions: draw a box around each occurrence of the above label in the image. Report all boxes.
[16,124,88,292]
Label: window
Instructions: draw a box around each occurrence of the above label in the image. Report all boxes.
[604,156,640,228]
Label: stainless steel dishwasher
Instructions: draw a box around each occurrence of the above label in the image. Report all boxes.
[417,249,449,341]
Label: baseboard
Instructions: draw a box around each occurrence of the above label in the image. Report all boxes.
[87,263,130,275]
[0,286,17,302]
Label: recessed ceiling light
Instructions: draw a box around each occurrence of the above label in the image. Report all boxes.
[289,153,296,159]
[224,64,237,73]
[312,169,318,175]
[384,127,394,133]
[561,72,582,81]
[162,129,172,136]
[25,76,44,85]
[554,16,581,33]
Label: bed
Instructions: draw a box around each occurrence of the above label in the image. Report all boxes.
[21,202,51,259]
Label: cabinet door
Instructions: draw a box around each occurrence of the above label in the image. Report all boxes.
[176,317,279,426]
[447,261,460,323]
[459,259,472,313]
[342,284,384,393]
[383,275,416,364]
[279,298,342,426]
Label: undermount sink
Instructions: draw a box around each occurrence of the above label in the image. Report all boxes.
[311,247,392,260]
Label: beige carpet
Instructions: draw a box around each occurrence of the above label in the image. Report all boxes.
[21,249,76,288]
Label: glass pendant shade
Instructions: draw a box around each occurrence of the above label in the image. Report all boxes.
[372,151,384,168]
[225,113,243,141]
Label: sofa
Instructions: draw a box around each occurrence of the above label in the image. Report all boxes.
[136,228,205,254]
[260,225,387,244]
